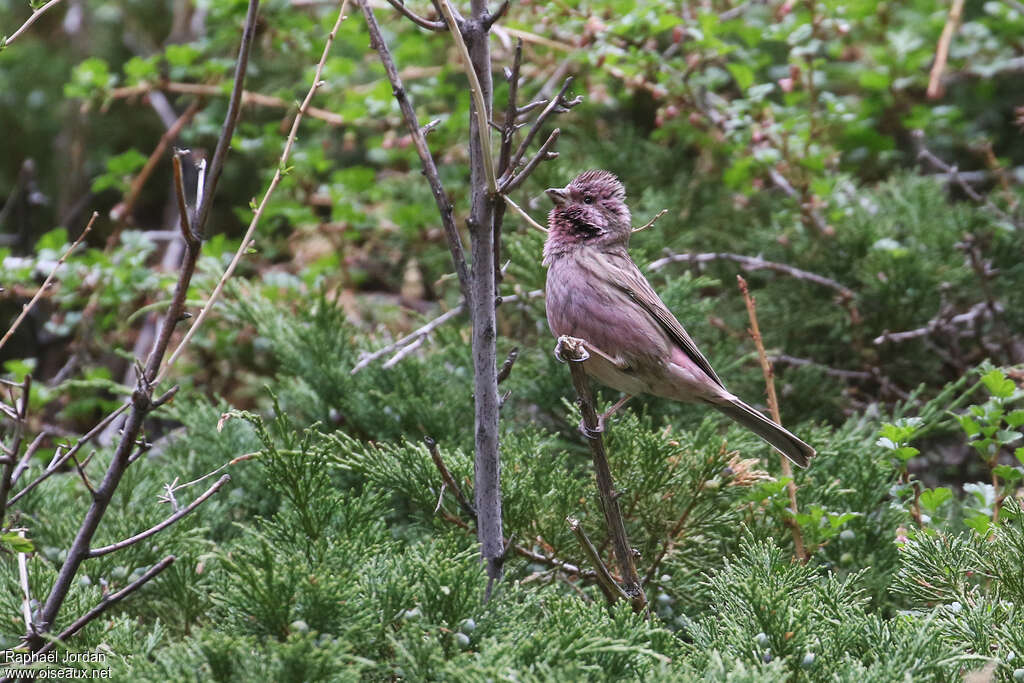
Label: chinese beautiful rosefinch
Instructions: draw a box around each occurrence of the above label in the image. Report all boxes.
[543,170,815,468]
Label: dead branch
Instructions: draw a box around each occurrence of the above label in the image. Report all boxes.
[109,81,345,126]
[737,276,807,563]
[873,301,1002,345]
[22,0,261,653]
[360,0,470,297]
[111,99,202,224]
[87,474,230,558]
[926,0,965,99]
[568,517,630,605]
[556,335,647,612]
[159,0,352,382]
[2,0,65,48]
[632,209,668,233]
[351,303,465,374]
[648,250,856,301]
[385,0,445,30]
[30,556,176,660]
[912,130,1021,229]
[0,212,96,355]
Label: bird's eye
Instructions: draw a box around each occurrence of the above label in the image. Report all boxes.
[583,195,594,205]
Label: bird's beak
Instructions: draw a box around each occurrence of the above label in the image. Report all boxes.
[545,187,568,206]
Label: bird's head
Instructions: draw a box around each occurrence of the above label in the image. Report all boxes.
[544,170,631,259]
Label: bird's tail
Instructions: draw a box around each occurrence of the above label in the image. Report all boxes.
[714,398,815,468]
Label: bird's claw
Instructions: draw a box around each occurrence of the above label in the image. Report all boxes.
[578,415,605,440]
[554,336,590,364]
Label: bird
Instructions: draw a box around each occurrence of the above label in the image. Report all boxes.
[542,169,815,468]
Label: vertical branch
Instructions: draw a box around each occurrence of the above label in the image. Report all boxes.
[24,0,262,652]
[461,0,504,593]
[360,0,470,298]
[365,0,505,592]
[737,276,809,563]
[490,38,523,284]
[556,336,647,612]
[926,0,965,99]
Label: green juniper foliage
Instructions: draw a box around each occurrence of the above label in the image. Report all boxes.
[2,0,1024,680]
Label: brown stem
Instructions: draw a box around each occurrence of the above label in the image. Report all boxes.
[0,212,97,355]
[109,81,345,126]
[28,556,176,663]
[385,0,446,30]
[361,0,470,298]
[557,335,647,612]
[23,0,261,652]
[88,474,230,558]
[568,517,631,605]
[926,0,965,99]
[425,437,476,521]
[0,376,31,524]
[113,99,202,225]
[737,276,809,563]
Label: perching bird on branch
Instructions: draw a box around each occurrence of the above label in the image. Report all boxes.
[543,170,815,468]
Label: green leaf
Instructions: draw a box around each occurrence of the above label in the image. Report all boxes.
[1016,446,1024,466]
[993,465,1022,483]
[981,368,1015,399]
[997,430,1022,446]
[858,70,890,91]
[895,446,919,461]
[0,532,34,553]
[919,487,952,512]
[1006,410,1024,428]
[726,62,755,91]
[964,514,992,536]
[955,413,980,438]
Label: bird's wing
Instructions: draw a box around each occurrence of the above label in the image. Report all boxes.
[598,250,726,388]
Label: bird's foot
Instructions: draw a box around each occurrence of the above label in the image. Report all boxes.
[554,336,589,364]
[578,415,605,440]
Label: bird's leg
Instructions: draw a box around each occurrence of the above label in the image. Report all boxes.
[579,394,633,439]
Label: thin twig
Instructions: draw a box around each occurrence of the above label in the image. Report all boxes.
[158,0,349,383]
[912,130,1020,228]
[17,529,32,634]
[361,0,470,297]
[770,354,871,381]
[500,128,560,194]
[8,404,128,507]
[425,437,476,520]
[556,335,647,612]
[648,250,855,301]
[31,556,176,659]
[873,301,1000,345]
[737,276,808,563]
[632,209,668,233]
[385,0,445,30]
[109,81,345,126]
[568,517,631,605]
[506,78,579,176]
[437,0,497,195]
[501,194,548,233]
[172,152,197,247]
[351,302,465,374]
[88,474,230,557]
[112,100,202,224]
[2,0,64,48]
[0,212,96,355]
[926,0,965,99]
